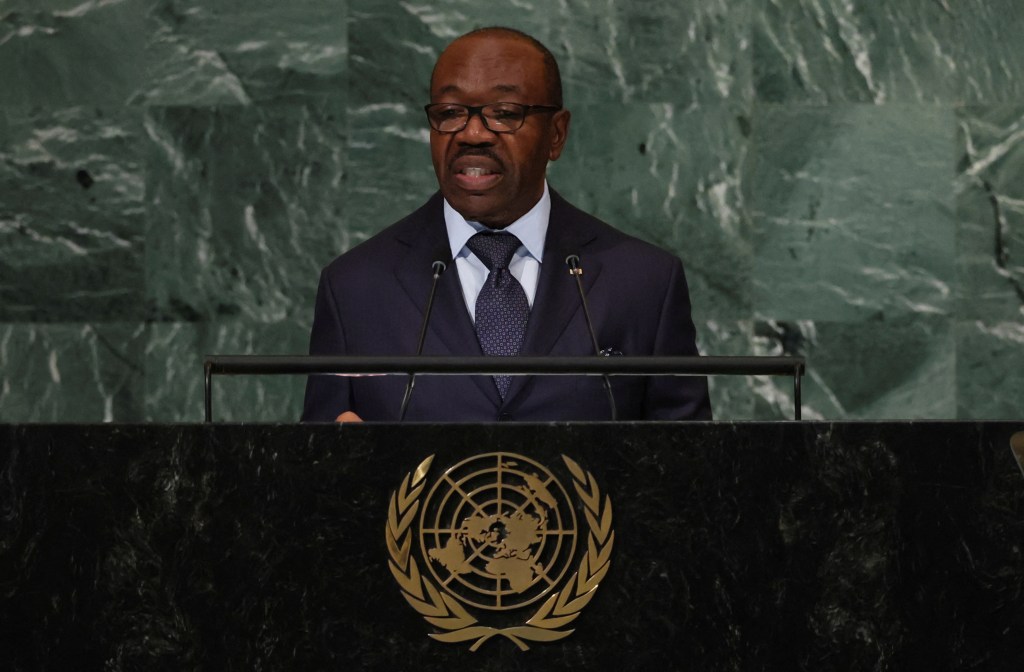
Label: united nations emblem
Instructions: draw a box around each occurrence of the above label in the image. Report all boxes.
[385,452,614,651]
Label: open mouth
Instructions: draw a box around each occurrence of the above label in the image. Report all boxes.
[453,164,502,190]
[450,150,504,191]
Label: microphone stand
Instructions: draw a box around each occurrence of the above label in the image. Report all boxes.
[398,260,446,421]
[565,254,617,421]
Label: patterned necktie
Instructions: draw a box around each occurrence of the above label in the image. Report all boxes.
[466,232,529,399]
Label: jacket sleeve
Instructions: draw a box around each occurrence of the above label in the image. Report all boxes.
[644,257,713,420]
[301,268,352,421]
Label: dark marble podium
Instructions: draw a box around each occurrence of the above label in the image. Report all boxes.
[2,422,1022,671]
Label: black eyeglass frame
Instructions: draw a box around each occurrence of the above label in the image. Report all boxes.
[424,102,563,134]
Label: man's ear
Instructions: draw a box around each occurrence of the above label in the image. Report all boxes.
[548,109,571,161]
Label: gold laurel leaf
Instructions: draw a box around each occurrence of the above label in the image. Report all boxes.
[419,586,474,629]
[421,579,476,629]
[580,554,611,594]
[526,612,579,630]
[527,593,558,622]
[573,554,591,594]
[584,509,601,537]
[439,591,476,623]
[573,478,599,513]
[562,455,586,483]
[399,481,424,512]
[412,455,434,487]
[396,473,412,505]
[389,560,423,600]
[429,626,500,644]
[590,530,615,571]
[556,586,598,615]
[403,591,446,617]
[553,572,578,612]
[596,496,613,541]
[529,587,579,624]
[422,575,448,609]
[425,615,478,629]
[394,501,420,537]
[407,555,424,591]
[387,496,401,537]
[385,525,411,569]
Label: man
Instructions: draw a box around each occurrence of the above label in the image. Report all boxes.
[302,27,711,422]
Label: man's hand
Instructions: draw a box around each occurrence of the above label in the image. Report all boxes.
[335,411,363,423]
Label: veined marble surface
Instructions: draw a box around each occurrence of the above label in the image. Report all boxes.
[0,106,145,321]
[1,0,1022,421]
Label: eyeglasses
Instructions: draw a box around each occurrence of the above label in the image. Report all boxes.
[424,102,562,134]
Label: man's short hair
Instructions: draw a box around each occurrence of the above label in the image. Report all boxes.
[437,26,564,108]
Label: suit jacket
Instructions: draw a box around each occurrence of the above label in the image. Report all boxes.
[301,190,712,421]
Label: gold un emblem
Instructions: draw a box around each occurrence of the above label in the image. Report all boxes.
[385,452,614,651]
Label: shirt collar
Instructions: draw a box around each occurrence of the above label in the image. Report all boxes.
[443,181,550,262]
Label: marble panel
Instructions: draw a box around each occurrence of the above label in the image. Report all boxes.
[0,322,144,422]
[143,102,346,322]
[955,105,1024,321]
[0,106,145,322]
[956,321,1024,420]
[344,102,437,242]
[145,320,309,422]
[697,319,846,421]
[747,103,954,322]
[142,0,347,106]
[698,320,759,420]
[708,315,954,420]
[0,0,149,107]
[550,102,752,320]
[348,0,751,106]
[754,0,1024,104]
[743,316,955,420]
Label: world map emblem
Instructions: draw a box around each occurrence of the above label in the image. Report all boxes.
[385,452,615,651]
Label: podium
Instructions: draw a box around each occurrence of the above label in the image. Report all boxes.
[2,422,1022,670]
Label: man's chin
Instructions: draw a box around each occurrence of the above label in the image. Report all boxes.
[445,194,509,228]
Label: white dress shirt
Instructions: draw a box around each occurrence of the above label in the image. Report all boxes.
[443,182,550,322]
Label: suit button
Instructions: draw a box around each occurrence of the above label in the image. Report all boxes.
[498,413,513,422]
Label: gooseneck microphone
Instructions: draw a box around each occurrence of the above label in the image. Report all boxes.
[565,254,617,421]
[398,260,447,421]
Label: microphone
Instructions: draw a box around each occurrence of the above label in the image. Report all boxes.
[398,259,447,421]
[565,254,617,421]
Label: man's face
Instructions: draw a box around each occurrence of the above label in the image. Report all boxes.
[429,35,570,229]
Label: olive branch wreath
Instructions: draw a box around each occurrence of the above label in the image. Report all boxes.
[385,454,614,652]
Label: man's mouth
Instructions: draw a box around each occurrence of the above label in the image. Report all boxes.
[461,167,495,178]
[452,163,503,190]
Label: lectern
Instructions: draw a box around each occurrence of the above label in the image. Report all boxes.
[2,422,1022,670]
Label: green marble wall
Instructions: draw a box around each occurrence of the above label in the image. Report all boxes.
[1,0,1022,421]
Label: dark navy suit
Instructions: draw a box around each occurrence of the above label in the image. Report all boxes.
[301,190,711,421]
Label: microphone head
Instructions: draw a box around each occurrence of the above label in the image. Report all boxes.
[565,254,582,275]
[431,260,447,276]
